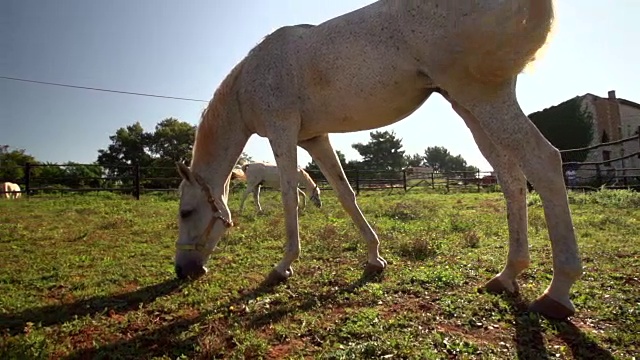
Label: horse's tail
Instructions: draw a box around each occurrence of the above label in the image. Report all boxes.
[464,0,555,84]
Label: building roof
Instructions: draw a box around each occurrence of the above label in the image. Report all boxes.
[582,92,640,110]
[618,98,640,110]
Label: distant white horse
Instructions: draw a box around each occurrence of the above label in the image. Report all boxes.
[1,182,21,199]
[234,162,321,213]
[174,0,583,320]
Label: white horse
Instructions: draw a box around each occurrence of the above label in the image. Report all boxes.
[174,0,582,320]
[1,182,22,199]
[235,162,321,213]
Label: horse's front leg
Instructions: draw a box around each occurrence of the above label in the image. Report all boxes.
[297,188,307,210]
[299,134,387,276]
[263,122,301,285]
[239,185,253,213]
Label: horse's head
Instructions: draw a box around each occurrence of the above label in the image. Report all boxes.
[174,162,233,280]
[310,185,322,208]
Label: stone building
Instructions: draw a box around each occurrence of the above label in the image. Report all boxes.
[576,90,640,184]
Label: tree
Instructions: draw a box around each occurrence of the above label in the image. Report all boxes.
[404,153,425,167]
[237,152,253,166]
[36,162,66,188]
[96,122,152,182]
[424,146,452,172]
[144,118,197,188]
[352,130,406,172]
[97,119,253,189]
[424,146,478,174]
[148,118,196,165]
[60,162,104,188]
[529,97,594,163]
[304,150,349,181]
[0,147,39,183]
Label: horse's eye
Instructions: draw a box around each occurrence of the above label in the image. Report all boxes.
[180,209,194,219]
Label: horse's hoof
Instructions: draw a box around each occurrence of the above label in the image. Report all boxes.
[263,268,292,287]
[529,294,575,320]
[363,262,385,278]
[480,276,519,295]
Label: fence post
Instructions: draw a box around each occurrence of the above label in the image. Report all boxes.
[134,163,141,200]
[431,172,435,189]
[355,168,360,195]
[445,173,450,193]
[595,164,602,187]
[402,169,407,192]
[24,162,31,197]
[476,169,481,192]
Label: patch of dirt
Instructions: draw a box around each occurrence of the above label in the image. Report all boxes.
[267,339,306,359]
[44,284,75,304]
[479,200,503,213]
[380,295,435,320]
[120,281,140,293]
[435,322,508,346]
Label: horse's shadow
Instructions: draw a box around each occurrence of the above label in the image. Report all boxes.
[0,278,185,336]
[61,271,380,359]
[503,294,614,360]
[245,270,381,329]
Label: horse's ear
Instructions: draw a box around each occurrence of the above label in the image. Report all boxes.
[176,162,194,183]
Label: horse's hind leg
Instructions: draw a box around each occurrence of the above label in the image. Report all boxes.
[447,97,529,295]
[253,185,263,212]
[449,83,582,319]
[299,134,387,276]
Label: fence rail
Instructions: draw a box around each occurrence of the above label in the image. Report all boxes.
[2,162,505,199]
[560,125,640,188]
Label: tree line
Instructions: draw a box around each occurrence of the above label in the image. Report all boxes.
[0,98,594,190]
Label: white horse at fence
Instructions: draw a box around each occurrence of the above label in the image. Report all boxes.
[1,182,22,199]
[233,162,322,213]
[173,0,583,320]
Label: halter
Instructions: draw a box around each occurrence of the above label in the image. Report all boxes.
[175,173,234,256]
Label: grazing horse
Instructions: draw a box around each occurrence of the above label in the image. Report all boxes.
[174,0,583,320]
[1,182,21,199]
[235,162,322,213]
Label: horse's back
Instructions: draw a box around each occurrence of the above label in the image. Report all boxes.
[235,0,553,139]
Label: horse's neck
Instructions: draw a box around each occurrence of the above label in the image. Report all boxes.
[297,170,315,193]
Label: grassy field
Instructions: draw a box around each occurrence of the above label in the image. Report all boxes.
[0,189,638,359]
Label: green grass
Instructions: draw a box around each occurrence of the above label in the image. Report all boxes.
[1,189,638,359]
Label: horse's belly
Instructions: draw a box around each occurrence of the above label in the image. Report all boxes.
[299,84,432,138]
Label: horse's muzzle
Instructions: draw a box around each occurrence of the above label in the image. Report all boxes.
[175,262,208,280]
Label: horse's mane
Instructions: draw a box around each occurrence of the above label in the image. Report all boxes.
[191,58,247,166]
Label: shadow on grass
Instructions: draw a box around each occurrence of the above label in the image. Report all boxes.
[503,295,614,360]
[1,278,185,336]
[61,271,382,359]
[245,269,381,329]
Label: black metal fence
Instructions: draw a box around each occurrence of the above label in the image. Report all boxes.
[2,163,503,199]
[2,125,639,199]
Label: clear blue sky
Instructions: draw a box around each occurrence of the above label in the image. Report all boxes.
[2,0,639,171]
